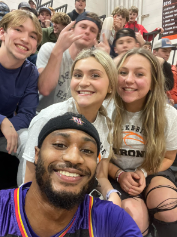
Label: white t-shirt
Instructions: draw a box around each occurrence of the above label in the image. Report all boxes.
[23,98,110,163]
[36,43,73,111]
[105,102,177,171]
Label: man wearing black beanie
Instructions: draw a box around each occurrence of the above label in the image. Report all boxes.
[0,112,142,237]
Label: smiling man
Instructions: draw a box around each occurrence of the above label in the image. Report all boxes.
[68,0,86,21]
[36,11,102,112]
[0,10,42,185]
[0,113,142,236]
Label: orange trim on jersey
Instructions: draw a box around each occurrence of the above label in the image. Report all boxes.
[14,187,76,237]
[88,196,94,237]
[98,153,101,163]
[58,215,76,237]
[14,188,28,237]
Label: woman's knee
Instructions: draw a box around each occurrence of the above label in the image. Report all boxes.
[122,198,149,233]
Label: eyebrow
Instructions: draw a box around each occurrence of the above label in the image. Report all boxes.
[120,66,147,70]
[18,25,38,36]
[73,69,103,74]
[83,137,96,145]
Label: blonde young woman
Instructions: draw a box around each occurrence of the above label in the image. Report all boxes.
[23,48,121,206]
[106,48,177,237]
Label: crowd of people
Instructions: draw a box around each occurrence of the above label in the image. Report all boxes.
[0,0,177,236]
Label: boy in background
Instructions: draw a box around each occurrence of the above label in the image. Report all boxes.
[125,6,163,41]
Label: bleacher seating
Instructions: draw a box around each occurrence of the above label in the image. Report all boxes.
[37,0,53,10]
[54,4,68,13]
[143,29,161,50]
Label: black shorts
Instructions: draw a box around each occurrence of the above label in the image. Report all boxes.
[108,168,176,201]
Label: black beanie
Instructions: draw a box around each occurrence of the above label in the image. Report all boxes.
[38,112,100,156]
[113,28,136,46]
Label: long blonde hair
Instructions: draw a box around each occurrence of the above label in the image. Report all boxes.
[114,48,167,173]
[71,48,117,160]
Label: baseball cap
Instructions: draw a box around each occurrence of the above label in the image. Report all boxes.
[153,38,176,50]
[39,7,51,16]
[29,0,36,4]
[113,28,136,46]
[18,2,31,10]
[38,112,101,156]
[0,2,10,21]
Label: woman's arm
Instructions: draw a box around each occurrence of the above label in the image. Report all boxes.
[158,150,177,172]
[96,158,121,206]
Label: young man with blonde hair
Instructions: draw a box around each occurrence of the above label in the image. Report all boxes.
[0,10,42,186]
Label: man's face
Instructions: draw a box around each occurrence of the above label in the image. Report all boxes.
[38,10,51,23]
[113,14,127,30]
[74,20,99,48]
[0,18,38,64]
[52,22,66,36]
[114,36,137,55]
[35,129,97,209]
[75,0,86,12]
[129,11,137,23]
[142,44,152,52]
[29,1,36,9]
[153,48,172,61]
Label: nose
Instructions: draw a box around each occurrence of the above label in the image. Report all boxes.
[84,27,90,35]
[62,146,84,165]
[123,42,128,49]
[20,32,29,43]
[124,72,134,84]
[79,75,90,87]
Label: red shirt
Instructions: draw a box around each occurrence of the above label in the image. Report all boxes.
[124,21,158,41]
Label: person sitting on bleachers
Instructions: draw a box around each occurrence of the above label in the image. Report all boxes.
[110,6,129,58]
[68,0,86,21]
[36,12,103,112]
[125,6,164,41]
[0,10,42,186]
[153,38,175,102]
[39,12,71,49]
[38,6,52,28]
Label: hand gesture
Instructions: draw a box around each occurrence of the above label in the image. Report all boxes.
[135,31,145,46]
[94,33,111,54]
[44,20,51,28]
[157,27,164,34]
[113,17,123,32]
[0,118,18,154]
[53,21,84,54]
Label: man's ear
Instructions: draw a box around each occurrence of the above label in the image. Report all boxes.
[0,27,6,41]
[34,146,40,165]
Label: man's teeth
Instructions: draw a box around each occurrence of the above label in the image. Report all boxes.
[79,91,92,95]
[59,171,80,177]
[124,88,135,91]
[17,45,27,51]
